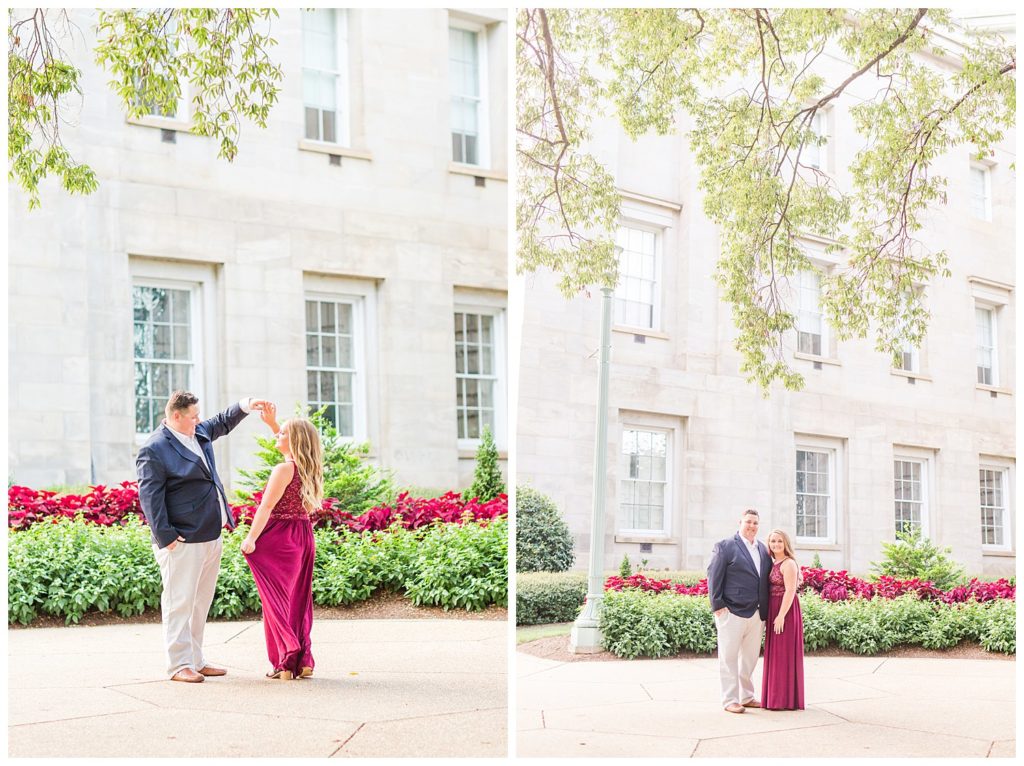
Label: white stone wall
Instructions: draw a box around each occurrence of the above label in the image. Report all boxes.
[8,9,508,495]
[518,39,1015,578]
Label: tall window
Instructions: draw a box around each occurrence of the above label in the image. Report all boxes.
[620,428,670,534]
[970,164,991,220]
[302,9,347,144]
[796,270,825,356]
[306,298,357,436]
[894,458,927,535]
[980,467,1008,548]
[455,311,497,440]
[132,14,180,119]
[976,305,997,385]
[795,448,832,541]
[133,284,196,434]
[614,225,660,330]
[449,23,484,165]
[895,291,920,373]
[805,110,827,170]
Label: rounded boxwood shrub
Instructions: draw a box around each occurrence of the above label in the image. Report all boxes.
[516,572,586,625]
[516,486,574,573]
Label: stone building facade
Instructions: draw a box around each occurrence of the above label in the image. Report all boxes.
[9,8,508,494]
[517,24,1015,577]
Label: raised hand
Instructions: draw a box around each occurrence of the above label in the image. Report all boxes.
[255,401,279,430]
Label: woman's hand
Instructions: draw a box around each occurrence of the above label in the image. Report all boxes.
[241,536,256,554]
[773,615,785,634]
[259,402,279,431]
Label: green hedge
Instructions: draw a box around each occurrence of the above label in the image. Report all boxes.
[8,515,507,625]
[599,590,1016,659]
[517,571,588,625]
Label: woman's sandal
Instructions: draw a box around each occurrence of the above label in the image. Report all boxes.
[299,666,313,678]
[266,669,294,680]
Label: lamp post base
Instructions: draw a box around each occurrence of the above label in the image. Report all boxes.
[569,594,604,654]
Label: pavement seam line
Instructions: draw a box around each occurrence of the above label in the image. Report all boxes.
[10,709,153,728]
[694,720,847,742]
[221,624,255,644]
[330,721,366,756]
[810,708,999,744]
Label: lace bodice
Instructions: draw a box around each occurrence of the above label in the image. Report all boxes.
[769,560,788,596]
[270,463,310,521]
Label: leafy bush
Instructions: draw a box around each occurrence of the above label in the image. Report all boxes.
[516,572,587,625]
[235,405,394,514]
[516,486,574,572]
[465,425,505,502]
[596,589,1015,658]
[9,515,507,625]
[405,517,508,610]
[870,529,967,590]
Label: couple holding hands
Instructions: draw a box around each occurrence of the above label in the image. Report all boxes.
[707,509,806,713]
[136,391,324,682]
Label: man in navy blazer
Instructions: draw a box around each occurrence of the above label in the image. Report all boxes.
[707,508,772,713]
[137,390,272,683]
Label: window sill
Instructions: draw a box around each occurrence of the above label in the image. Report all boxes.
[297,139,373,161]
[794,352,841,367]
[127,115,193,132]
[448,162,507,182]
[977,384,1013,396]
[981,548,1015,557]
[794,542,840,551]
[613,326,669,340]
[890,369,932,382]
[615,534,677,545]
[458,448,508,460]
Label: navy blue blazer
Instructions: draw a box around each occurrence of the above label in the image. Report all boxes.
[136,403,249,548]
[707,533,772,620]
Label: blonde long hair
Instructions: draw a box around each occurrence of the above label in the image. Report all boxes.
[767,528,802,581]
[283,418,323,513]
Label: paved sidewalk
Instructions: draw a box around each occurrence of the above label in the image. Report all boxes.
[9,619,506,757]
[517,650,1015,758]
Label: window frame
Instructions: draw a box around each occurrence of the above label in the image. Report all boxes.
[893,451,933,538]
[448,15,489,169]
[979,463,1012,552]
[301,8,350,147]
[131,277,204,442]
[794,441,837,545]
[304,290,367,442]
[795,269,829,358]
[805,108,829,171]
[454,302,506,451]
[618,425,673,538]
[975,302,999,387]
[613,221,663,333]
[969,162,992,221]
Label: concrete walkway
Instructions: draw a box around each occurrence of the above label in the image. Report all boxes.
[517,650,1015,758]
[9,619,506,757]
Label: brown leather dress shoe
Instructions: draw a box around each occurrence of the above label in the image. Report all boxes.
[724,703,745,714]
[198,665,227,677]
[171,668,204,683]
[742,699,762,708]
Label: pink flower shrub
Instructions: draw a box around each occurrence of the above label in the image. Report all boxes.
[603,565,1014,603]
[9,483,507,533]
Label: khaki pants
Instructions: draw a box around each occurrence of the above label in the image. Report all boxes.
[153,537,223,677]
[714,609,764,707]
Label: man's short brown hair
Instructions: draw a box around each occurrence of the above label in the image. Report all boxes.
[165,390,199,417]
[742,508,759,517]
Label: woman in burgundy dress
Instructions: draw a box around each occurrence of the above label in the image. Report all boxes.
[761,528,805,709]
[241,410,322,680]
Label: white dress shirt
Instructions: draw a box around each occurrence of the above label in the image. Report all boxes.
[164,397,253,525]
[741,535,761,575]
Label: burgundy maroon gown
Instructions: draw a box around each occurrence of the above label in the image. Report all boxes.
[761,559,805,709]
[243,462,315,675]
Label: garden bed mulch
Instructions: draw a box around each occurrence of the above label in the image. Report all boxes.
[9,591,507,630]
[518,635,1014,663]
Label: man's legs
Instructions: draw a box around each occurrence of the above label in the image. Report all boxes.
[715,611,743,708]
[738,614,764,704]
[189,537,224,671]
[154,542,205,678]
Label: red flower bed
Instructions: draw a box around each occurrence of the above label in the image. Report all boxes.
[231,490,507,532]
[604,566,1014,603]
[9,484,507,533]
